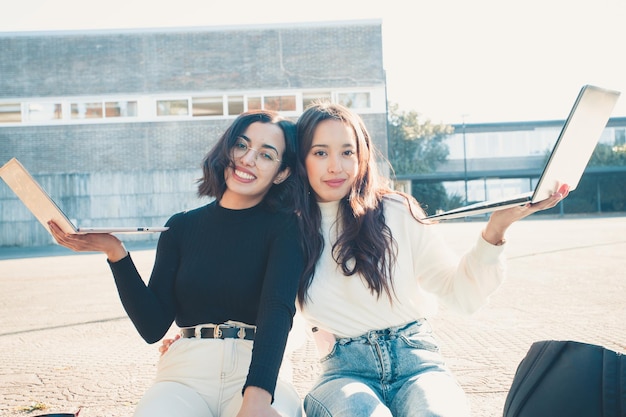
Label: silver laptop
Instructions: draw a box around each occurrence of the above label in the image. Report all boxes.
[0,158,169,234]
[425,84,620,221]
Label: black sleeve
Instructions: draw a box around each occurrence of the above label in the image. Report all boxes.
[108,214,181,343]
[243,214,304,397]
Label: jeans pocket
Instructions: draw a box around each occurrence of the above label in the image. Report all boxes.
[399,332,440,352]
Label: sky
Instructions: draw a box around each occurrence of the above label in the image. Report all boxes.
[1,0,625,125]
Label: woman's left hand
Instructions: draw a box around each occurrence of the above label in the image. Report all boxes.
[158,334,180,356]
[483,184,570,245]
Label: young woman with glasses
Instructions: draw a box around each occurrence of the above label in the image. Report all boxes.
[49,110,306,417]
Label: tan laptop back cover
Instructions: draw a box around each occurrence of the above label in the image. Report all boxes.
[0,158,77,234]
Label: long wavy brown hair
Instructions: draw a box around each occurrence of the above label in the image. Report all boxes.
[296,102,427,306]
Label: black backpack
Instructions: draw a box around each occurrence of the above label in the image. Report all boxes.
[503,340,625,417]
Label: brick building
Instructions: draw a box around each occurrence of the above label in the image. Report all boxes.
[0,20,388,247]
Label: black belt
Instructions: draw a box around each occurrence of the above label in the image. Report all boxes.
[180,325,255,340]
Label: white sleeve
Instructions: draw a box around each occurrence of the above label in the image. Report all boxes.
[412,221,507,315]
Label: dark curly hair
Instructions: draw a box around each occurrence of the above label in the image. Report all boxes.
[197,110,301,213]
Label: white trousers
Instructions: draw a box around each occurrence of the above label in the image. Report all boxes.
[133,336,302,417]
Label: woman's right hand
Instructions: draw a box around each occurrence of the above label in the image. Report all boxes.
[48,220,128,262]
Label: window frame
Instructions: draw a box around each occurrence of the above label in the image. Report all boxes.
[0,86,386,127]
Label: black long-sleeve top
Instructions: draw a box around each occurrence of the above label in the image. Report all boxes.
[108,201,304,396]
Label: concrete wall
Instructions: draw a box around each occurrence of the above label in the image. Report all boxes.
[0,111,388,248]
[0,168,206,247]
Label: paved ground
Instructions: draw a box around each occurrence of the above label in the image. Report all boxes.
[1,214,625,417]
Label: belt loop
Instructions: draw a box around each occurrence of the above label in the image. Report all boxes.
[214,326,222,339]
[195,325,202,338]
[237,327,245,339]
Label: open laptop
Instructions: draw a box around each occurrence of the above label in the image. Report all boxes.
[425,84,620,221]
[0,157,169,234]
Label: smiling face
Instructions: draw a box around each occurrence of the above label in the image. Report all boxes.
[221,121,289,209]
[304,119,359,203]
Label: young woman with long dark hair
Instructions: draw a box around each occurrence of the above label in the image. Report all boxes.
[295,102,569,417]
[49,110,306,417]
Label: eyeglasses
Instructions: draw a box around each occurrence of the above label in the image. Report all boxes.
[231,136,281,167]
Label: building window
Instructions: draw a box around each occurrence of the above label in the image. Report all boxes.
[71,102,103,119]
[303,92,332,109]
[615,128,625,146]
[157,99,189,116]
[264,95,296,111]
[25,103,62,122]
[0,103,21,123]
[247,97,262,111]
[1,87,382,126]
[192,97,224,117]
[228,96,244,115]
[246,95,297,112]
[105,100,138,118]
[337,92,371,109]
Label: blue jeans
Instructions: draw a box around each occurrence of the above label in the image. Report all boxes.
[304,320,470,417]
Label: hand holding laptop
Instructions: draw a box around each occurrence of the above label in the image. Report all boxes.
[482,184,570,246]
[426,85,619,221]
[48,220,129,262]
